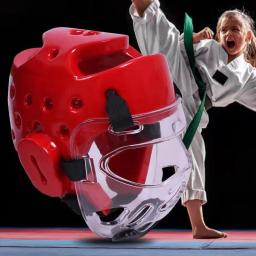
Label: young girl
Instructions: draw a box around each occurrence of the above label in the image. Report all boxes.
[130,0,256,238]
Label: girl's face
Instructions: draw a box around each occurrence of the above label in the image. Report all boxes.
[218,16,252,61]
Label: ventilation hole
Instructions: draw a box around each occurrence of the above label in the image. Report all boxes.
[70,29,84,35]
[78,52,132,75]
[137,222,154,232]
[59,125,70,138]
[162,166,176,182]
[30,155,47,185]
[11,129,15,140]
[33,121,43,132]
[10,84,15,99]
[14,112,22,129]
[24,94,32,106]
[160,204,167,210]
[159,203,168,212]
[83,30,99,36]
[128,205,151,226]
[159,199,176,212]
[71,97,83,110]
[43,97,54,110]
[48,48,59,60]
[97,207,124,223]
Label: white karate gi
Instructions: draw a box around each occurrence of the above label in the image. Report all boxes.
[130,0,256,205]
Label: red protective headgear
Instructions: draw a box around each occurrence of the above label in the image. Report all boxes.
[8,27,176,199]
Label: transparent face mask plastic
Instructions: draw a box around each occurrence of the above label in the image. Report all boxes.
[70,98,192,241]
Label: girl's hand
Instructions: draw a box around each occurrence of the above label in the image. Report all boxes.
[193,27,214,43]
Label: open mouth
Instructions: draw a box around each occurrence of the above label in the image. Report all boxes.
[226,40,235,49]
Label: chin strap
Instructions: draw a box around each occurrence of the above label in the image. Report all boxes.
[61,194,81,215]
[61,157,94,215]
[182,13,207,149]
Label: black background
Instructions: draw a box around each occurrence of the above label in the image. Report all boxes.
[1,0,256,231]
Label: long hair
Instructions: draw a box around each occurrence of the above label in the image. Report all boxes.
[215,9,256,67]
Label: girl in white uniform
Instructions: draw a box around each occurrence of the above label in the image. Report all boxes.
[130,0,256,238]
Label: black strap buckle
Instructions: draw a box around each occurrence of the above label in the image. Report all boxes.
[61,157,96,182]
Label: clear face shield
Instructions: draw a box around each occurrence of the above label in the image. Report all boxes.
[69,97,192,241]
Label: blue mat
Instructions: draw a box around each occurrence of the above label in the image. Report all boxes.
[1,229,256,256]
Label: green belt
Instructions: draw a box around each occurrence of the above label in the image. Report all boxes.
[182,13,207,149]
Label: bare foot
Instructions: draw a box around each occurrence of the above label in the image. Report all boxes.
[193,226,227,239]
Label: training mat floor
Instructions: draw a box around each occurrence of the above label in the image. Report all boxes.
[0,228,256,256]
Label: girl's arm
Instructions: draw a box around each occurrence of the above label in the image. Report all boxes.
[132,0,153,17]
[193,27,214,43]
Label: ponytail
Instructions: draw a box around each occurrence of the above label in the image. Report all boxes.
[245,34,256,67]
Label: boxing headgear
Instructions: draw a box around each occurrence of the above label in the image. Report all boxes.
[8,27,191,241]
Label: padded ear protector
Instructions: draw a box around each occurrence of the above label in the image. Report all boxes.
[17,133,74,197]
